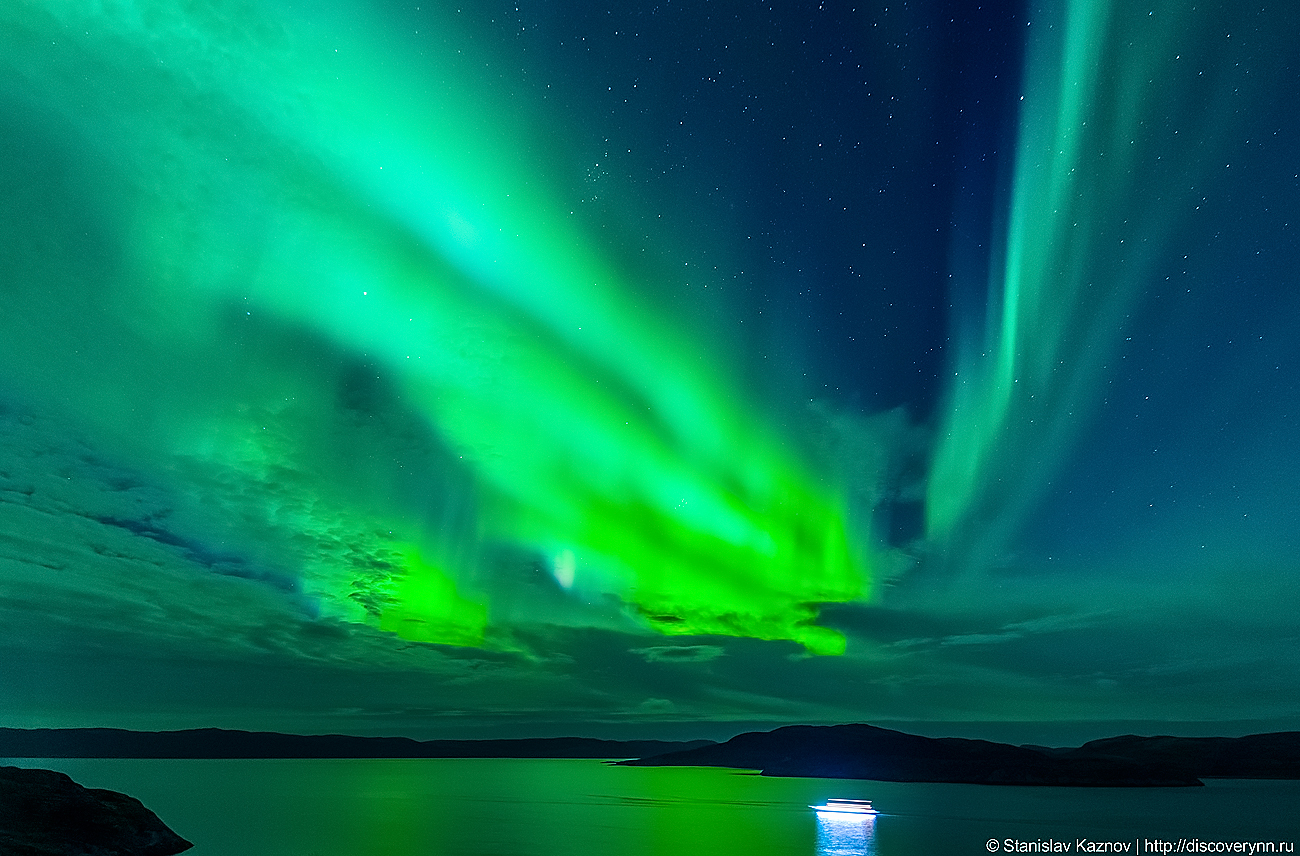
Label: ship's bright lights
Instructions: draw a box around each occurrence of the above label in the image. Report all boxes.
[811,799,878,816]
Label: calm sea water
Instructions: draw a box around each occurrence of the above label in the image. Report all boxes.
[7,758,1298,856]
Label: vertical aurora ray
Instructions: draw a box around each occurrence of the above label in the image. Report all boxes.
[927,0,1296,568]
[0,0,865,653]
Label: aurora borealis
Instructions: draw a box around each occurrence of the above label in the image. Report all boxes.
[3,0,1299,742]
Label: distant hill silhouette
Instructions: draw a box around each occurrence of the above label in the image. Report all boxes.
[0,728,712,760]
[1045,732,1300,780]
[8,724,1299,787]
[618,723,1300,786]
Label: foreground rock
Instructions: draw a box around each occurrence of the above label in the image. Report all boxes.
[617,723,1206,786]
[0,766,192,856]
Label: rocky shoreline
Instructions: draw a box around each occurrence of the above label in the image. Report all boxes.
[0,765,192,856]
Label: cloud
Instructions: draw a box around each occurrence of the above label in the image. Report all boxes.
[882,610,1112,650]
[633,698,677,714]
[631,645,726,663]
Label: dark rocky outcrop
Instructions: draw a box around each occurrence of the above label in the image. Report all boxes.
[0,765,192,856]
[0,727,713,760]
[617,723,1208,786]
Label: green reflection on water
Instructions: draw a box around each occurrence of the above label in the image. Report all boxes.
[21,759,827,856]
[12,758,1299,856]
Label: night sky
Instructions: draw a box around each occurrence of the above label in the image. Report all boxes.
[3,0,1299,744]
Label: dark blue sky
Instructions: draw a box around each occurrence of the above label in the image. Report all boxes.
[485,0,1027,417]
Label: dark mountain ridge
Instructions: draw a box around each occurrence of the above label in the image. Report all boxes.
[1046,731,1300,780]
[618,723,1300,786]
[0,727,713,760]
[7,724,1299,787]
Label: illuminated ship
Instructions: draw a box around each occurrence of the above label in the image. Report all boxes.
[809,798,878,815]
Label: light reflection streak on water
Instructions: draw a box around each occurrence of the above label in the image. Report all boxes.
[815,810,877,856]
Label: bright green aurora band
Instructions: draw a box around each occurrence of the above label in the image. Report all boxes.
[2,0,863,655]
[928,0,1289,568]
[2,0,1290,669]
